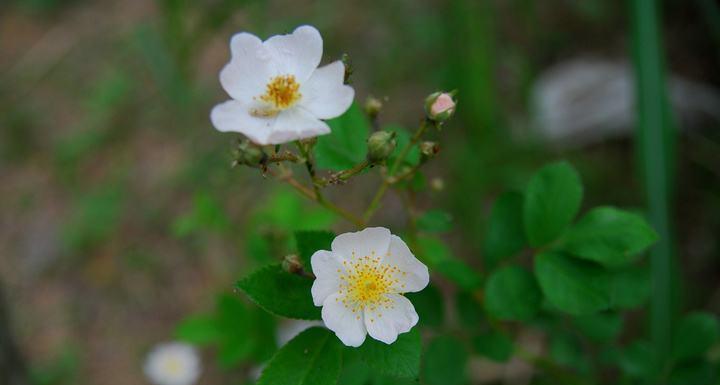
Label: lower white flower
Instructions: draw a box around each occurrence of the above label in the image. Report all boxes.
[310,227,429,347]
[144,342,201,385]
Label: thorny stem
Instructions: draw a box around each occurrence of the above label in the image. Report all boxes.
[330,159,371,183]
[265,151,301,163]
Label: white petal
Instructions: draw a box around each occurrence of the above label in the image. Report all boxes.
[385,235,429,293]
[264,107,330,145]
[299,61,354,119]
[210,100,275,144]
[364,294,419,344]
[310,251,344,306]
[331,227,392,261]
[220,32,274,101]
[322,293,367,347]
[264,25,322,82]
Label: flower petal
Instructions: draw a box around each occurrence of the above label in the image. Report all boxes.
[265,107,330,145]
[364,294,419,344]
[331,227,392,261]
[299,61,354,119]
[264,25,322,82]
[385,235,429,293]
[311,251,344,306]
[220,32,275,101]
[210,100,275,144]
[322,293,367,347]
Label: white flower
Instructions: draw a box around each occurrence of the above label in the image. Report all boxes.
[144,342,201,385]
[310,227,429,347]
[211,25,355,145]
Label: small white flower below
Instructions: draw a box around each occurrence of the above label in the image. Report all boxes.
[144,342,201,385]
[311,227,430,347]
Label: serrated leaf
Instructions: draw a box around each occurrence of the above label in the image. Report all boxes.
[237,264,320,320]
[315,103,369,170]
[258,327,343,385]
[422,335,468,385]
[482,191,526,268]
[672,312,720,362]
[295,230,335,270]
[561,206,657,267]
[524,162,583,247]
[357,328,421,379]
[534,252,611,315]
[417,210,453,233]
[484,265,541,321]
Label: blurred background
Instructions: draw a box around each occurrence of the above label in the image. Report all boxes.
[1,0,719,384]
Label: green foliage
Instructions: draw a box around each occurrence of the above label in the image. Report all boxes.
[608,267,651,309]
[315,103,370,170]
[258,327,343,385]
[62,185,124,252]
[618,340,656,378]
[484,265,541,321]
[572,312,623,342]
[387,125,420,172]
[422,335,468,385]
[482,191,526,268]
[405,284,443,328]
[456,291,482,327]
[416,236,482,290]
[671,312,720,362]
[560,206,657,268]
[175,314,221,344]
[534,252,611,315]
[295,231,335,270]
[172,190,232,237]
[237,264,320,320]
[523,162,583,247]
[416,210,453,233]
[356,329,421,379]
[472,330,513,362]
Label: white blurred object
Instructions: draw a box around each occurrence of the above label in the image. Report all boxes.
[532,58,720,147]
[275,319,325,346]
[144,342,201,385]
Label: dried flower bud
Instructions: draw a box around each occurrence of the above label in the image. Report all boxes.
[281,254,304,274]
[367,130,397,163]
[419,141,440,162]
[424,91,456,122]
[233,139,266,166]
[364,96,383,119]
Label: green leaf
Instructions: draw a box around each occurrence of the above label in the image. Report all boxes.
[315,103,370,170]
[482,191,526,267]
[618,340,657,378]
[560,206,657,267]
[608,267,651,309]
[549,332,591,373]
[405,285,443,328]
[417,210,453,233]
[415,236,452,266]
[358,329,421,379]
[295,231,335,270]
[422,335,468,385]
[337,359,371,385]
[484,266,541,321]
[435,260,483,291]
[668,361,715,385]
[671,312,720,362]
[572,312,623,342]
[213,294,258,366]
[258,327,343,385]
[175,314,220,345]
[456,291,482,327]
[237,264,320,320]
[472,331,513,362]
[534,252,611,315]
[523,162,583,247]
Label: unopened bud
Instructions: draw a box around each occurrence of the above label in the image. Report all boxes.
[419,141,440,162]
[364,96,383,119]
[424,91,457,122]
[233,139,266,166]
[281,254,303,274]
[366,131,397,163]
[430,177,445,191]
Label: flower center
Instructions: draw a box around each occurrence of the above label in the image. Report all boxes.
[337,251,406,321]
[259,74,301,110]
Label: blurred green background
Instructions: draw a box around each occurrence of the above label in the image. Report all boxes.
[1,0,719,384]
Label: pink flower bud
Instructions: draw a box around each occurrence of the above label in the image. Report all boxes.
[424,91,457,122]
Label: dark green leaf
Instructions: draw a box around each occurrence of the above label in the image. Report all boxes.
[422,335,468,385]
[315,103,370,170]
[523,162,583,247]
[456,291,482,327]
[358,329,421,379]
[561,207,657,267]
[672,312,720,362]
[482,191,526,268]
[295,231,335,270]
[258,327,343,385]
[534,252,611,315]
[337,359,371,385]
[572,312,623,342]
[417,210,453,233]
[472,331,513,362]
[406,285,443,328]
[618,340,657,378]
[237,264,321,320]
[608,267,651,309]
[435,260,483,291]
[668,361,715,385]
[484,266,541,321]
[549,333,591,373]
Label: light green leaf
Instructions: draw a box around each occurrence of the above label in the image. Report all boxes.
[422,335,468,385]
[484,265,541,321]
[472,331,513,362]
[560,206,657,267]
[258,327,343,385]
[671,312,720,362]
[175,314,220,345]
[358,329,421,379]
[523,162,583,247]
[295,231,335,270]
[482,191,526,267]
[315,103,369,170]
[534,252,611,315]
[236,264,320,320]
[417,210,453,233]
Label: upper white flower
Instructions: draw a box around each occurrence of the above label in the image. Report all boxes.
[143,342,201,385]
[211,25,355,145]
[310,227,429,347]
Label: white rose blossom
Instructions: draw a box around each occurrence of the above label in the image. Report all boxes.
[143,342,201,385]
[211,25,355,145]
[311,227,429,347]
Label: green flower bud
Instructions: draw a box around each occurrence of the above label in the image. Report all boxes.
[364,96,383,119]
[419,141,440,162]
[233,139,266,166]
[424,91,457,122]
[366,130,397,163]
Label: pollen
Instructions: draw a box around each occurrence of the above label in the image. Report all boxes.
[337,250,406,314]
[259,74,301,109]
